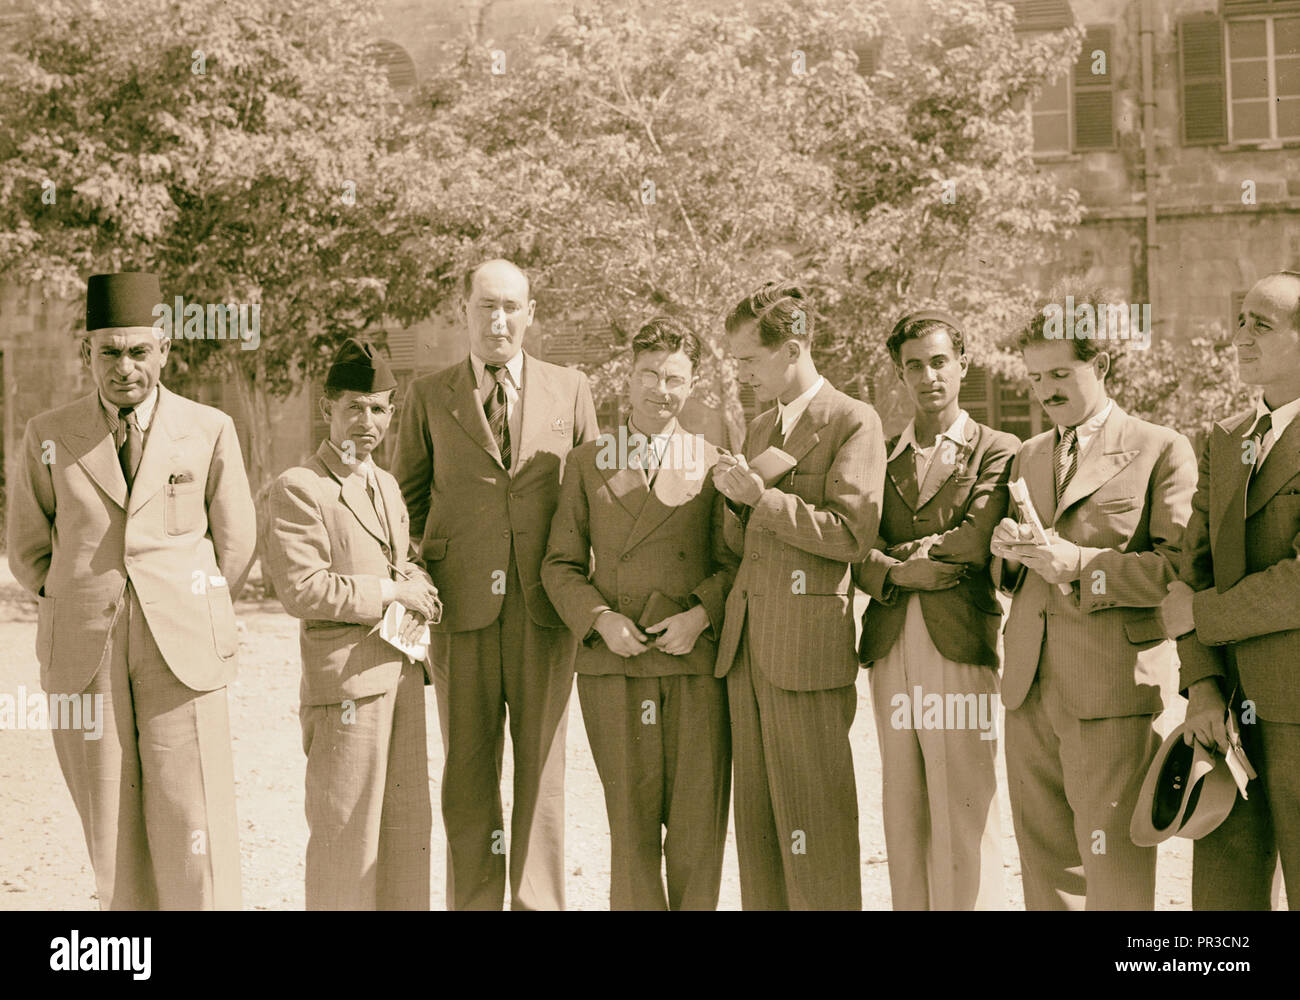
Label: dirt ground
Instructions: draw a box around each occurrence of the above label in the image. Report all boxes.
[0,557,1197,911]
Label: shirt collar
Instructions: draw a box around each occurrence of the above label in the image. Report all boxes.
[1061,397,1113,450]
[889,409,969,463]
[628,417,677,462]
[1254,393,1300,441]
[325,437,374,479]
[100,384,159,432]
[777,375,825,434]
[470,350,524,390]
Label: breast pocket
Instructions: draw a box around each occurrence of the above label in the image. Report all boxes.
[164,481,206,536]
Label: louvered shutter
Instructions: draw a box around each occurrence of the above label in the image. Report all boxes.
[1073,26,1115,150]
[1179,17,1228,145]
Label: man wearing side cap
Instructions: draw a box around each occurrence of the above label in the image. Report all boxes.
[7,272,257,909]
[393,259,600,910]
[1162,270,1300,909]
[264,339,440,909]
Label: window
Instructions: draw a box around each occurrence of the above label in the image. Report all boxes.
[1025,25,1115,154]
[1180,7,1300,145]
[1225,14,1300,141]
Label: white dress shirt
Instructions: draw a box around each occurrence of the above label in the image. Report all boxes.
[1249,392,1300,467]
[775,375,825,440]
[889,409,970,486]
[470,350,524,467]
[1062,397,1114,470]
[100,383,159,440]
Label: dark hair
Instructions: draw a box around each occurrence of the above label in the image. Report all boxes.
[886,313,966,366]
[632,315,702,369]
[462,259,532,301]
[1259,270,1300,331]
[1015,283,1120,363]
[725,280,813,347]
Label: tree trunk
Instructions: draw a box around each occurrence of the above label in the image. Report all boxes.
[227,351,276,600]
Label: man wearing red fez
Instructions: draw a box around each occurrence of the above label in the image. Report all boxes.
[264,338,441,909]
[7,272,257,909]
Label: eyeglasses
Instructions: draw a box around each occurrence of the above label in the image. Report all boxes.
[635,370,690,391]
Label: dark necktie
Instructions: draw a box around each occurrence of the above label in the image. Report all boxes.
[484,364,512,471]
[1217,412,1272,591]
[769,413,787,451]
[1054,425,1078,504]
[118,407,142,490]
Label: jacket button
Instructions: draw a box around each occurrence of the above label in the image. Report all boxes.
[750,552,760,560]
[501,529,510,538]
[677,552,686,560]
[620,595,631,605]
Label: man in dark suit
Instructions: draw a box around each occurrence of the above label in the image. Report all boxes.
[393,259,600,910]
[1163,270,1300,909]
[542,317,738,910]
[713,281,887,910]
[854,311,1017,910]
[990,296,1197,910]
[265,339,441,910]
[7,272,256,909]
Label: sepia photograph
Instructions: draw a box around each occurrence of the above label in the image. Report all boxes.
[0,0,1296,976]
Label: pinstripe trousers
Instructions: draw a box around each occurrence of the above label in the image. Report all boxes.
[727,632,861,910]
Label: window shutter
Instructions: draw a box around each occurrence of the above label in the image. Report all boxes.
[1010,0,1076,32]
[853,38,881,76]
[383,329,418,371]
[1179,16,1228,145]
[959,365,993,426]
[1073,25,1115,150]
[368,40,417,92]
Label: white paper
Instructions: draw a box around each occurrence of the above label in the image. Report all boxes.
[377,601,431,662]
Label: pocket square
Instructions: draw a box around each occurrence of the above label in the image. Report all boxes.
[169,471,195,484]
[552,417,569,434]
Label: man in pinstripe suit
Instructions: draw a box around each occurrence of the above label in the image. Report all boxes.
[713,281,887,910]
[265,339,440,909]
[990,299,1197,910]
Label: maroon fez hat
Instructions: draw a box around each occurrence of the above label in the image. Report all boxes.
[86,272,163,332]
[325,338,398,394]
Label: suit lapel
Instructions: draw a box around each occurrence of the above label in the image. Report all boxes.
[517,352,563,474]
[886,443,919,511]
[448,357,503,468]
[745,408,780,461]
[376,470,404,558]
[1024,432,1058,527]
[317,440,388,547]
[62,393,128,510]
[1053,405,1138,520]
[1246,413,1300,518]
[916,416,977,509]
[622,427,707,554]
[128,387,195,516]
[595,429,650,519]
[778,382,831,467]
[1210,411,1255,547]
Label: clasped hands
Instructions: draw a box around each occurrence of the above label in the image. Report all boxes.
[595,605,710,658]
[989,518,1082,585]
[392,573,440,646]
[883,535,966,591]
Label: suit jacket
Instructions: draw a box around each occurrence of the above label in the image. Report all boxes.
[542,424,739,676]
[1176,406,1300,723]
[992,403,1197,719]
[393,352,601,633]
[265,440,431,706]
[8,385,256,695]
[713,379,887,691]
[855,417,1017,668]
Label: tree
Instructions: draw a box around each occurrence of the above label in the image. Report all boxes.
[414,0,1083,440]
[0,0,440,500]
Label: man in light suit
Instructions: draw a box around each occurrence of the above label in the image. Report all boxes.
[264,339,440,910]
[7,272,256,909]
[393,259,600,910]
[713,281,886,910]
[990,296,1197,910]
[1163,270,1300,910]
[542,318,738,910]
[854,310,1017,910]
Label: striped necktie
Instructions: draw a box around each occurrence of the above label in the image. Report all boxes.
[1054,425,1078,503]
[118,407,143,490]
[484,364,511,470]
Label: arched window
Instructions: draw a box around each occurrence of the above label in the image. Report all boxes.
[368,39,417,93]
